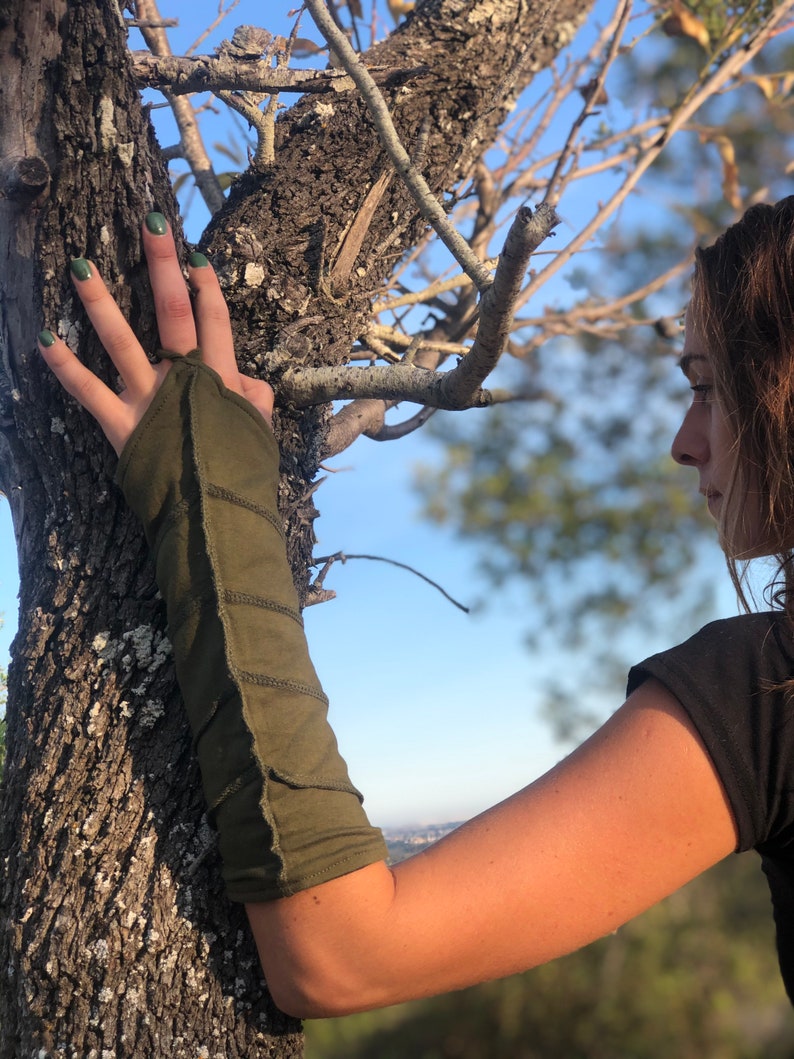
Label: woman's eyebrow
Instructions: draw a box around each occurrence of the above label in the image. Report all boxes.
[678,352,707,377]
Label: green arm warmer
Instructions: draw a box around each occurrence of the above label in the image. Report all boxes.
[115,351,387,902]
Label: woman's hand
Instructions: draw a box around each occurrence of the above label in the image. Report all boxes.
[38,213,274,455]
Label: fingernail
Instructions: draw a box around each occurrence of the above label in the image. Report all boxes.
[70,258,92,281]
[189,251,209,268]
[38,329,56,347]
[145,211,168,235]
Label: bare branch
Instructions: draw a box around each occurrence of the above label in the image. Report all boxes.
[125,18,178,28]
[366,406,438,442]
[311,552,470,613]
[527,0,794,302]
[134,0,226,215]
[304,0,494,292]
[280,202,559,415]
[215,90,275,169]
[130,52,428,95]
[435,202,560,407]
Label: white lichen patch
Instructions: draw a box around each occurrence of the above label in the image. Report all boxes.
[90,938,110,965]
[124,624,172,672]
[97,96,116,151]
[315,101,335,122]
[244,262,265,287]
[117,142,134,167]
[86,700,103,736]
[50,417,66,435]
[59,314,81,349]
[138,698,165,728]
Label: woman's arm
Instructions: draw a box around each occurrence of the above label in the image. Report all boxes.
[40,221,738,1019]
[250,677,736,1016]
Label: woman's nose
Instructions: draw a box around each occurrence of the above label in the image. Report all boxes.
[671,404,709,466]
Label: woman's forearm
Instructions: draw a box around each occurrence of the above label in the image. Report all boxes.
[116,350,388,900]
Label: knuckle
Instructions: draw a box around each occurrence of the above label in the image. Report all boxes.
[201,300,230,326]
[157,293,194,321]
[100,324,138,356]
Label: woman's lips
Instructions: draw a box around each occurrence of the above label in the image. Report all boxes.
[704,490,723,517]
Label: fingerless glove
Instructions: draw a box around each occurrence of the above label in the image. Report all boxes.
[115,351,387,901]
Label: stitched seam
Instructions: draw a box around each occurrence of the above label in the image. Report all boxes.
[224,590,303,627]
[207,763,260,816]
[169,592,304,642]
[206,482,284,541]
[233,666,328,706]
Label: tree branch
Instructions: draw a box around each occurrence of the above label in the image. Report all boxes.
[304,0,494,292]
[281,203,559,417]
[134,0,226,214]
[436,202,560,407]
[131,52,428,96]
[528,0,794,302]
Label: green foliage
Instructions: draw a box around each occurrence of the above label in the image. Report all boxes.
[305,856,794,1058]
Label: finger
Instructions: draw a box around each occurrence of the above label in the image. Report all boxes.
[187,254,237,381]
[142,213,197,354]
[239,375,275,428]
[69,258,158,397]
[38,329,133,454]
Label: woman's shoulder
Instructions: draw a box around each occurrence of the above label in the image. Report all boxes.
[628,610,794,853]
[629,611,794,695]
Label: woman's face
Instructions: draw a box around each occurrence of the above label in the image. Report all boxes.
[671,312,762,557]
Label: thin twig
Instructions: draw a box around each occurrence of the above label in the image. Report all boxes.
[366,406,438,441]
[311,551,470,613]
[543,0,633,206]
[186,0,241,56]
[525,0,794,303]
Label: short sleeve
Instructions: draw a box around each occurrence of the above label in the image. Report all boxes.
[627,614,794,855]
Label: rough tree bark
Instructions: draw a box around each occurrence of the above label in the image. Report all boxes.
[0,1,592,1055]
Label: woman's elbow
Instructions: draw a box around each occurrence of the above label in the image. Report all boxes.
[246,905,385,1018]
[265,965,365,1020]
[246,864,398,1017]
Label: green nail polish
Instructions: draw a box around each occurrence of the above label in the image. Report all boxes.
[70,258,92,281]
[145,211,168,235]
[38,329,56,347]
[189,251,209,268]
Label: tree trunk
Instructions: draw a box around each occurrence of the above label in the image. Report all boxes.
[0,1,591,1054]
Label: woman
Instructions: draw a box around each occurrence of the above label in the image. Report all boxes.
[38,199,794,1017]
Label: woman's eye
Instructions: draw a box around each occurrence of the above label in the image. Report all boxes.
[691,383,713,404]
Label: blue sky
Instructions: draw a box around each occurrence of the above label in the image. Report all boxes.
[0,0,748,826]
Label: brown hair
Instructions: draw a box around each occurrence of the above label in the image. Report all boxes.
[690,197,794,622]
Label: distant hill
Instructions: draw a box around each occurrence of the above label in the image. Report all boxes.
[382,822,462,864]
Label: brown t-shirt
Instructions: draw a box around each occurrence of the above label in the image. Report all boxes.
[628,612,794,1002]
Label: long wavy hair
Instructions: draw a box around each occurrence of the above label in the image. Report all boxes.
[690,197,794,622]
